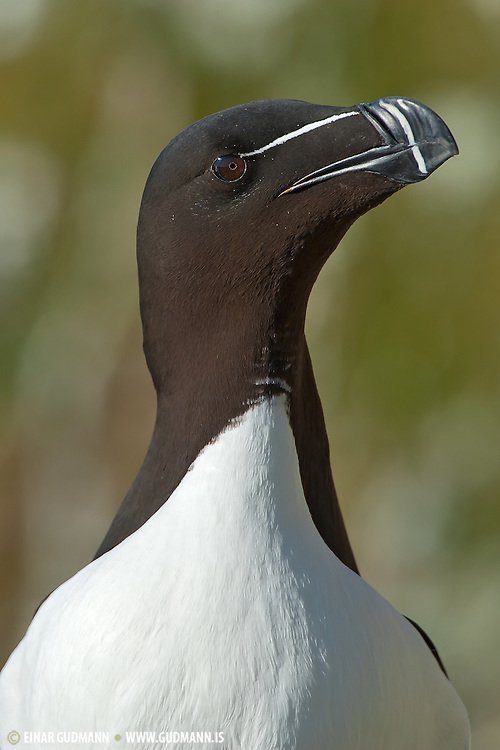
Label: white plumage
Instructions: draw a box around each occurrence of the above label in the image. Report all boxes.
[0,396,469,750]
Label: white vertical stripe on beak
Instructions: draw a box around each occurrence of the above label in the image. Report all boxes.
[379,99,428,175]
[238,110,359,158]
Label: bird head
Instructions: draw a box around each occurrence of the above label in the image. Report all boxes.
[137,97,457,396]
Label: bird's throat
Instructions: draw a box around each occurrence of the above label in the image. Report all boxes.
[94,328,357,573]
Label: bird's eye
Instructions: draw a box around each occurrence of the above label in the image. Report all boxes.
[211,154,247,182]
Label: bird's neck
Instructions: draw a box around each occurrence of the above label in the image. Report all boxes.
[94,329,357,573]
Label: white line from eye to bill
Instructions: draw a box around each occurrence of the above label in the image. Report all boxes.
[239,111,359,158]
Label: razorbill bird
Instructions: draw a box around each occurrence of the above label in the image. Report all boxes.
[0,97,470,750]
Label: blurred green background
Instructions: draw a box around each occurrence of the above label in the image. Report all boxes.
[1,0,499,745]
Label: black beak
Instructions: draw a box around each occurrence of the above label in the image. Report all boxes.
[281,96,458,195]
